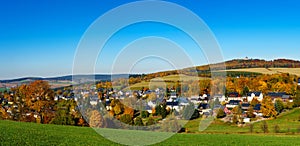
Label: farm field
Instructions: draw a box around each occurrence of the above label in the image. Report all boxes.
[224,68,300,76]
[127,74,209,90]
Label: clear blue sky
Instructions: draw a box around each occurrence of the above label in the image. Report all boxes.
[0,0,300,79]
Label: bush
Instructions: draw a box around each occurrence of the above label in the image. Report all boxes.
[146,117,155,126]
[232,115,238,124]
[134,117,144,126]
[274,124,280,133]
[249,124,254,133]
[141,111,149,118]
[216,108,226,118]
[120,114,133,125]
[261,121,269,133]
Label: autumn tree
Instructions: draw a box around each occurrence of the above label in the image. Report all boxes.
[250,98,260,106]
[134,117,143,126]
[246,106,256,118]
[216,108,226,118]
[261,96,277,118]
[120,114,133,125]
[89,110,104,128]
[148,92,157,101]
[294,86,300,107]
[123,106,134,118]
[12,80,55,123]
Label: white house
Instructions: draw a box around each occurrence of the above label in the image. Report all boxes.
[190,95,200,104]
[226,100,241,109]
[247,92,263,102]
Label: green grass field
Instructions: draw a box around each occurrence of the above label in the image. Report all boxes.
[182,108,300,134]
[1,117,300,145]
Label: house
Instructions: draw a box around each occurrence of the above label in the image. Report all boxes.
[267,92,292,102]
[89,96,98,106]
[282,95,293,102]
[253,104,262,116]
[241,102,250,111]
[253,104,261,110]
[226,100,241,109]
[198,103,209,109]
[223,107,231,114]
[213,94,226,102]
[105,100,112,111]
[247,91,263,102]
[243,118,250,123]
[170,92,177,99]
[166,100,179,112]
[190,95,200,104]
[199,94,210,103]
[166,97,189,112]
[145,105,153,114]
[227,92,241,101]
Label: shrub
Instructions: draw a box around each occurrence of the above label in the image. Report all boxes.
[141,111,149,118]
[146,117,156,126]
[261,121,269,133]
[134,117,144,126]
[232,115,238,124]
[274,124,280,133]
[120,114,133,125]
[249,124,254,133]
[216,108,226,118]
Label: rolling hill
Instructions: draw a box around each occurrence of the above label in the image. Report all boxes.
[1,119,300,146]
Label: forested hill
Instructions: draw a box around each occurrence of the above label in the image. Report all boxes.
[1,58,300,83]
[142,58,300,79]
[195,58,300,71]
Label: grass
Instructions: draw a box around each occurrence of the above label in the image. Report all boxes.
[225,68,300,76]
[251,108,300,133]
[181,108,300,134]
[1,120,300,145]
[1,108,300,145]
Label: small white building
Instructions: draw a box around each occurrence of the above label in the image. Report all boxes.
[247,92,263,102]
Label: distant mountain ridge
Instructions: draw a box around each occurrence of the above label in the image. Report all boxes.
[1,58,300,83]
[0,74,130,83]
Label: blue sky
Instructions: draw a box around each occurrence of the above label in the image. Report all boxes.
[0,0,300,79]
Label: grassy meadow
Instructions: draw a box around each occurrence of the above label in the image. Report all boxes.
[182,108,300,134]
[1,119,300,146]
[1,109,300,145]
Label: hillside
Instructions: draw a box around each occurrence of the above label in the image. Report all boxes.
[1,120,300,146]
[197,58,300,70]
[224,68,300,77]
[1,58,299,84]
